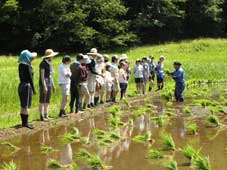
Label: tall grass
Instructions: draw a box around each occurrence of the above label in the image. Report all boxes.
[1,39,227,128]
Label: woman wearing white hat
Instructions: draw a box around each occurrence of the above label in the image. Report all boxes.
[39,49,58,121]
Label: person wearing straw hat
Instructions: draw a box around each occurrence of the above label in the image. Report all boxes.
[79,55,91,110]
[58,55,72,117]
[18,50,37,129]
[87,48,103,108]
[168,62,185,102]
[69,53,84,114]
[39,49,58,121]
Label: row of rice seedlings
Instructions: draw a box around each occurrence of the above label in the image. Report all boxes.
[195,99,219,107]
[164,109,177,117]
[161,133,176,151]
[77,149,111,170]
[186,122,198,135]
[147,149,164,159]
[62,127,81,143]
[1,161,17,170]
[133,131,153,144]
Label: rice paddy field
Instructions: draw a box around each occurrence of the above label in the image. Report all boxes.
[1,38,227,170]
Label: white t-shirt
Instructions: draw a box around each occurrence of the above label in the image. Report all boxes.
[58,63,72,85]
[105,71,113,85]
[134,64,144,78]
[110,63,119,81]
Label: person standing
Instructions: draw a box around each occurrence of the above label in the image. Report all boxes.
[148,56,156,92]
[104,63,113,102]
[58,55,72,117]
[134,59,144,94]
[110,55,119,102]
[142,57,150,94]
[18,50,37,129]
[119,62,128,100]
[39,49,58,121]
[155,56,165,91]
[69,54,84,114]
[87,48,103,108]
[169,62,185,102]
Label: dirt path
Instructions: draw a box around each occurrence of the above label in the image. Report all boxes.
[0,96,148,142]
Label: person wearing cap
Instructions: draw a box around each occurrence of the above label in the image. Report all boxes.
[87,48,103,108]
[169,62,185,102]
[148,56,156,91]
[119,62,128,100]
[155,56,165,91]
[142,57,150,94]
[104,63,113,102]
[69,54,84,114]
[134,59,144,94]
[110,55,119,102]
[39,49,58,121]
[79,55,91,110]
[18,50,37,129]
[103,54,110,63]
[94,55,105,105]
[58,55,72,117]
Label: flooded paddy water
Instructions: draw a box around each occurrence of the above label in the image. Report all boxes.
[1,85,227,170]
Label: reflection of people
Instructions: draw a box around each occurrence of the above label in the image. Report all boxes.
[58,55,72,117]
[18,50,37,129]
[60,144,73,165]
[169,62,185,102]
[39,49,58,121]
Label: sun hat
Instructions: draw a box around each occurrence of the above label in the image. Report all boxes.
[42,49,59,59]
[96,54,104,63]
[19,50,37,64]
[103,54,109,62]
[159,55,165,60]
[120,61,126,66]
[136,58,141,62]
[173,61,182,66]
[87,48,100,56]
[82,55,91,64]
[120,54,128,60]
[112,55,119,62]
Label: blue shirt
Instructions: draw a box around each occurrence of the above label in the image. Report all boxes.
[171,67,185,83]
[155,65,164,79]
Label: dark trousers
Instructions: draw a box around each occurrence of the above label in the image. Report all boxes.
[70,85,80,112]
[120,83,128,100]
[175,82,185,102]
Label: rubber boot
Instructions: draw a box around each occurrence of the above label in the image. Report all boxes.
[149,87,152,92]
[43,113,49,121]
[94,97,99,106]
[62,110,67,117]
[21,114,34,129]
[40,113,44,121]
[59,110,64,118]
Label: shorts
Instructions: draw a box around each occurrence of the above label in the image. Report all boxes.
[18,82,33,108]
[120,83,128,91]
[149,73,155,81]
[60,84,70,96]
[112,81,119,92]
[39,85,52,103]
[135,78,144,83]
[157,77,164,84]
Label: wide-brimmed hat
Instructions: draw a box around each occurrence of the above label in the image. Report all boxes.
[96,54,104,63]
[87,48,100,56]
[136,58,141,62]
[173,61,182,66]
[81,55,91,64]
[42,49,59,59]
[159,55,165,60]
[120,54,128,60]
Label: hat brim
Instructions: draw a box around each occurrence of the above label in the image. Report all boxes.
[42,52,59,59]
[82,59,91,64]
[31,52,38,58]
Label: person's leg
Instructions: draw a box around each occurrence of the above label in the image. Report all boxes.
[69,88,76,113]
[177,83,185,102]
[43,86,52,120]
[75,85,81,113]
[100,86,105,104]
[120,83,123,100]
[142,79,146,95]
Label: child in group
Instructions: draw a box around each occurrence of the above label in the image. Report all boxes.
[79,55,91,109]
[58,55,72,117]
[148,56,156,91]
[105,63,113,102]
[155,56,165,91]
[169,62,185,102]
[119,62,128,100]
[134,59,144,94]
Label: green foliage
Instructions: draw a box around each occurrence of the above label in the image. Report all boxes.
[150,116,167,127]
[40,145,56,153]
[184,106,193,116]
[48,159,66,168]
[1,161,17,170]
[62,127,80,143]
[192,155,211,170]
[164,160,178,170]
[186,123,198,135]
[147,149,164,159]
[161,133,176,151]
[133,131,152,143]
[70,163,80,170]
[207,114,220,127]
[180,145,200,161]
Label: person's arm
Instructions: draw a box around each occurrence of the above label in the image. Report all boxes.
[27,65,36,94]
[41,69,48,94]
[88,63,103,77]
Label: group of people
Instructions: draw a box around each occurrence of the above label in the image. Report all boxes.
[17,48,185,129]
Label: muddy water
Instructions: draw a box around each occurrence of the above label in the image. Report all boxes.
[1,88,227,170]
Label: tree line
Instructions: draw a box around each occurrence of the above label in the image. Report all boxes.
[1,0,227,53]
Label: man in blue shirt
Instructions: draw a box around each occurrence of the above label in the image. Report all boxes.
[170,62,185,102]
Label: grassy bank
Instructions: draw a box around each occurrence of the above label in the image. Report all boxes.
[0,38,227,129]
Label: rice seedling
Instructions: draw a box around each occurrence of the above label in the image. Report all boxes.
[195,99,213,107]
[161,133,176,151]
[133,131,153,143]
[133,108,147,117]
[0,142,20,152]
[40,145,56,153]
[216,105,227,115]
[180,145,200,163]
[123,98,131,107]
[150,116,167,127]
[224,99,227,106]
[70,163,80,170]
[161,90,173,101]
[183,106,193,116]
[127,118,134,126]
[164,160,178,170]
[48,159,67,168]
[108,105,121,117]
[192,155,211,170]
[77,149,110,170]
[109,117,125,129]
[1,161,17,170]
[62,127,81,143]
[147,149,164,159]
[207,114,220,127]
[186,123,198,135]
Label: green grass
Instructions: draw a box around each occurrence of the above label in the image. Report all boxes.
[1,161,17,170]
[1,38,227,128]
[164,160,178,170]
